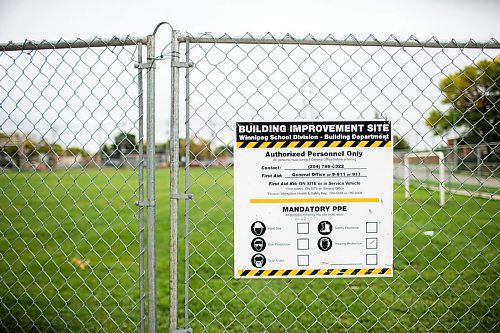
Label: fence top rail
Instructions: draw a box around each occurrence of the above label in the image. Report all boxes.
[179,33,500,49]
[0,35,149,52]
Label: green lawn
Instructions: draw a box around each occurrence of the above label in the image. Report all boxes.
[0,168,498,332]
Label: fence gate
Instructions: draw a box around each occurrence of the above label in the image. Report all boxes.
[0,36,158,332]
[171,31,499,332]
[1,27,498,333]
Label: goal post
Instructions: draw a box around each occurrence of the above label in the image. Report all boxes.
[403,151,445,207]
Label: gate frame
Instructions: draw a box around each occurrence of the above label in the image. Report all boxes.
[0,35,158,333]
[168,29,500,333]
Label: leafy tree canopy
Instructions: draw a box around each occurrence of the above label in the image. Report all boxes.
[425,59,499,144]
[114,132,137,151]
[214,145,233,156]
[393,135,410,150]
[179,138,213,161]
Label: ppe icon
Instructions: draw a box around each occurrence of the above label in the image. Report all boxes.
[251,253,266,268]
[318,221,332,235]
[251,237,266,252]
[251,221,266,236]
[318,237,332,251]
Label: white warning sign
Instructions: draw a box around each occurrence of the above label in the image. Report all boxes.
[234,121,393,278]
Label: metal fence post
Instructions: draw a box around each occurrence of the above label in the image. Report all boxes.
[137,41,146,333]
[146,34,158,333]
[184,38,191,331]
[169,29,181,333]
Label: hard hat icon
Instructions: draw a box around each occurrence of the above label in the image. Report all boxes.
[251,221,266,236]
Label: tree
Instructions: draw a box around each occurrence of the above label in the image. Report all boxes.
[114,132,137,152]
[0,132,17,157]
[37,140,64,167]
[178,138,213,162]
[99,143,113,158]
[37,140,65,155]
[425,59,500,144]
[214,145,233,157]
[66,146,89,157]
[393,135,410,150]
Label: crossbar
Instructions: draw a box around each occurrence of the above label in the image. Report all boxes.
[178,34,500,49]
[0,36,149,51]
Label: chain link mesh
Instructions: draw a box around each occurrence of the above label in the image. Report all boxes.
[0,37,147,332]
[183,34,499,331]
[1,31,498,332]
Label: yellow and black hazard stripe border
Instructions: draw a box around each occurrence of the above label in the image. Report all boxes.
[237,267,392,278]
[236,140,391,149]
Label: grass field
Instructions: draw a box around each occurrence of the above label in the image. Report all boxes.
[0,168,498,332]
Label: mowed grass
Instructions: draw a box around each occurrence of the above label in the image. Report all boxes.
[0,168,498,332]
[0,168,142,332]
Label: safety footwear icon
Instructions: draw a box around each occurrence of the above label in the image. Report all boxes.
[318,221,332,235]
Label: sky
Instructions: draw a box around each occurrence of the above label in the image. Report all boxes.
[1,0,499,43]
[0,0,499,152]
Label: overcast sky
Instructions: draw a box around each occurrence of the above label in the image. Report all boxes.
[1,0,499,42]
[0,0,499,152]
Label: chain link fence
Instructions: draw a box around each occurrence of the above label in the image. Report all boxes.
[0,36,154,332]
[179,33,499,331]
[1,29,499,332]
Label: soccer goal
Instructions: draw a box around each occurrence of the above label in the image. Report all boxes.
[403,151,445,207]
